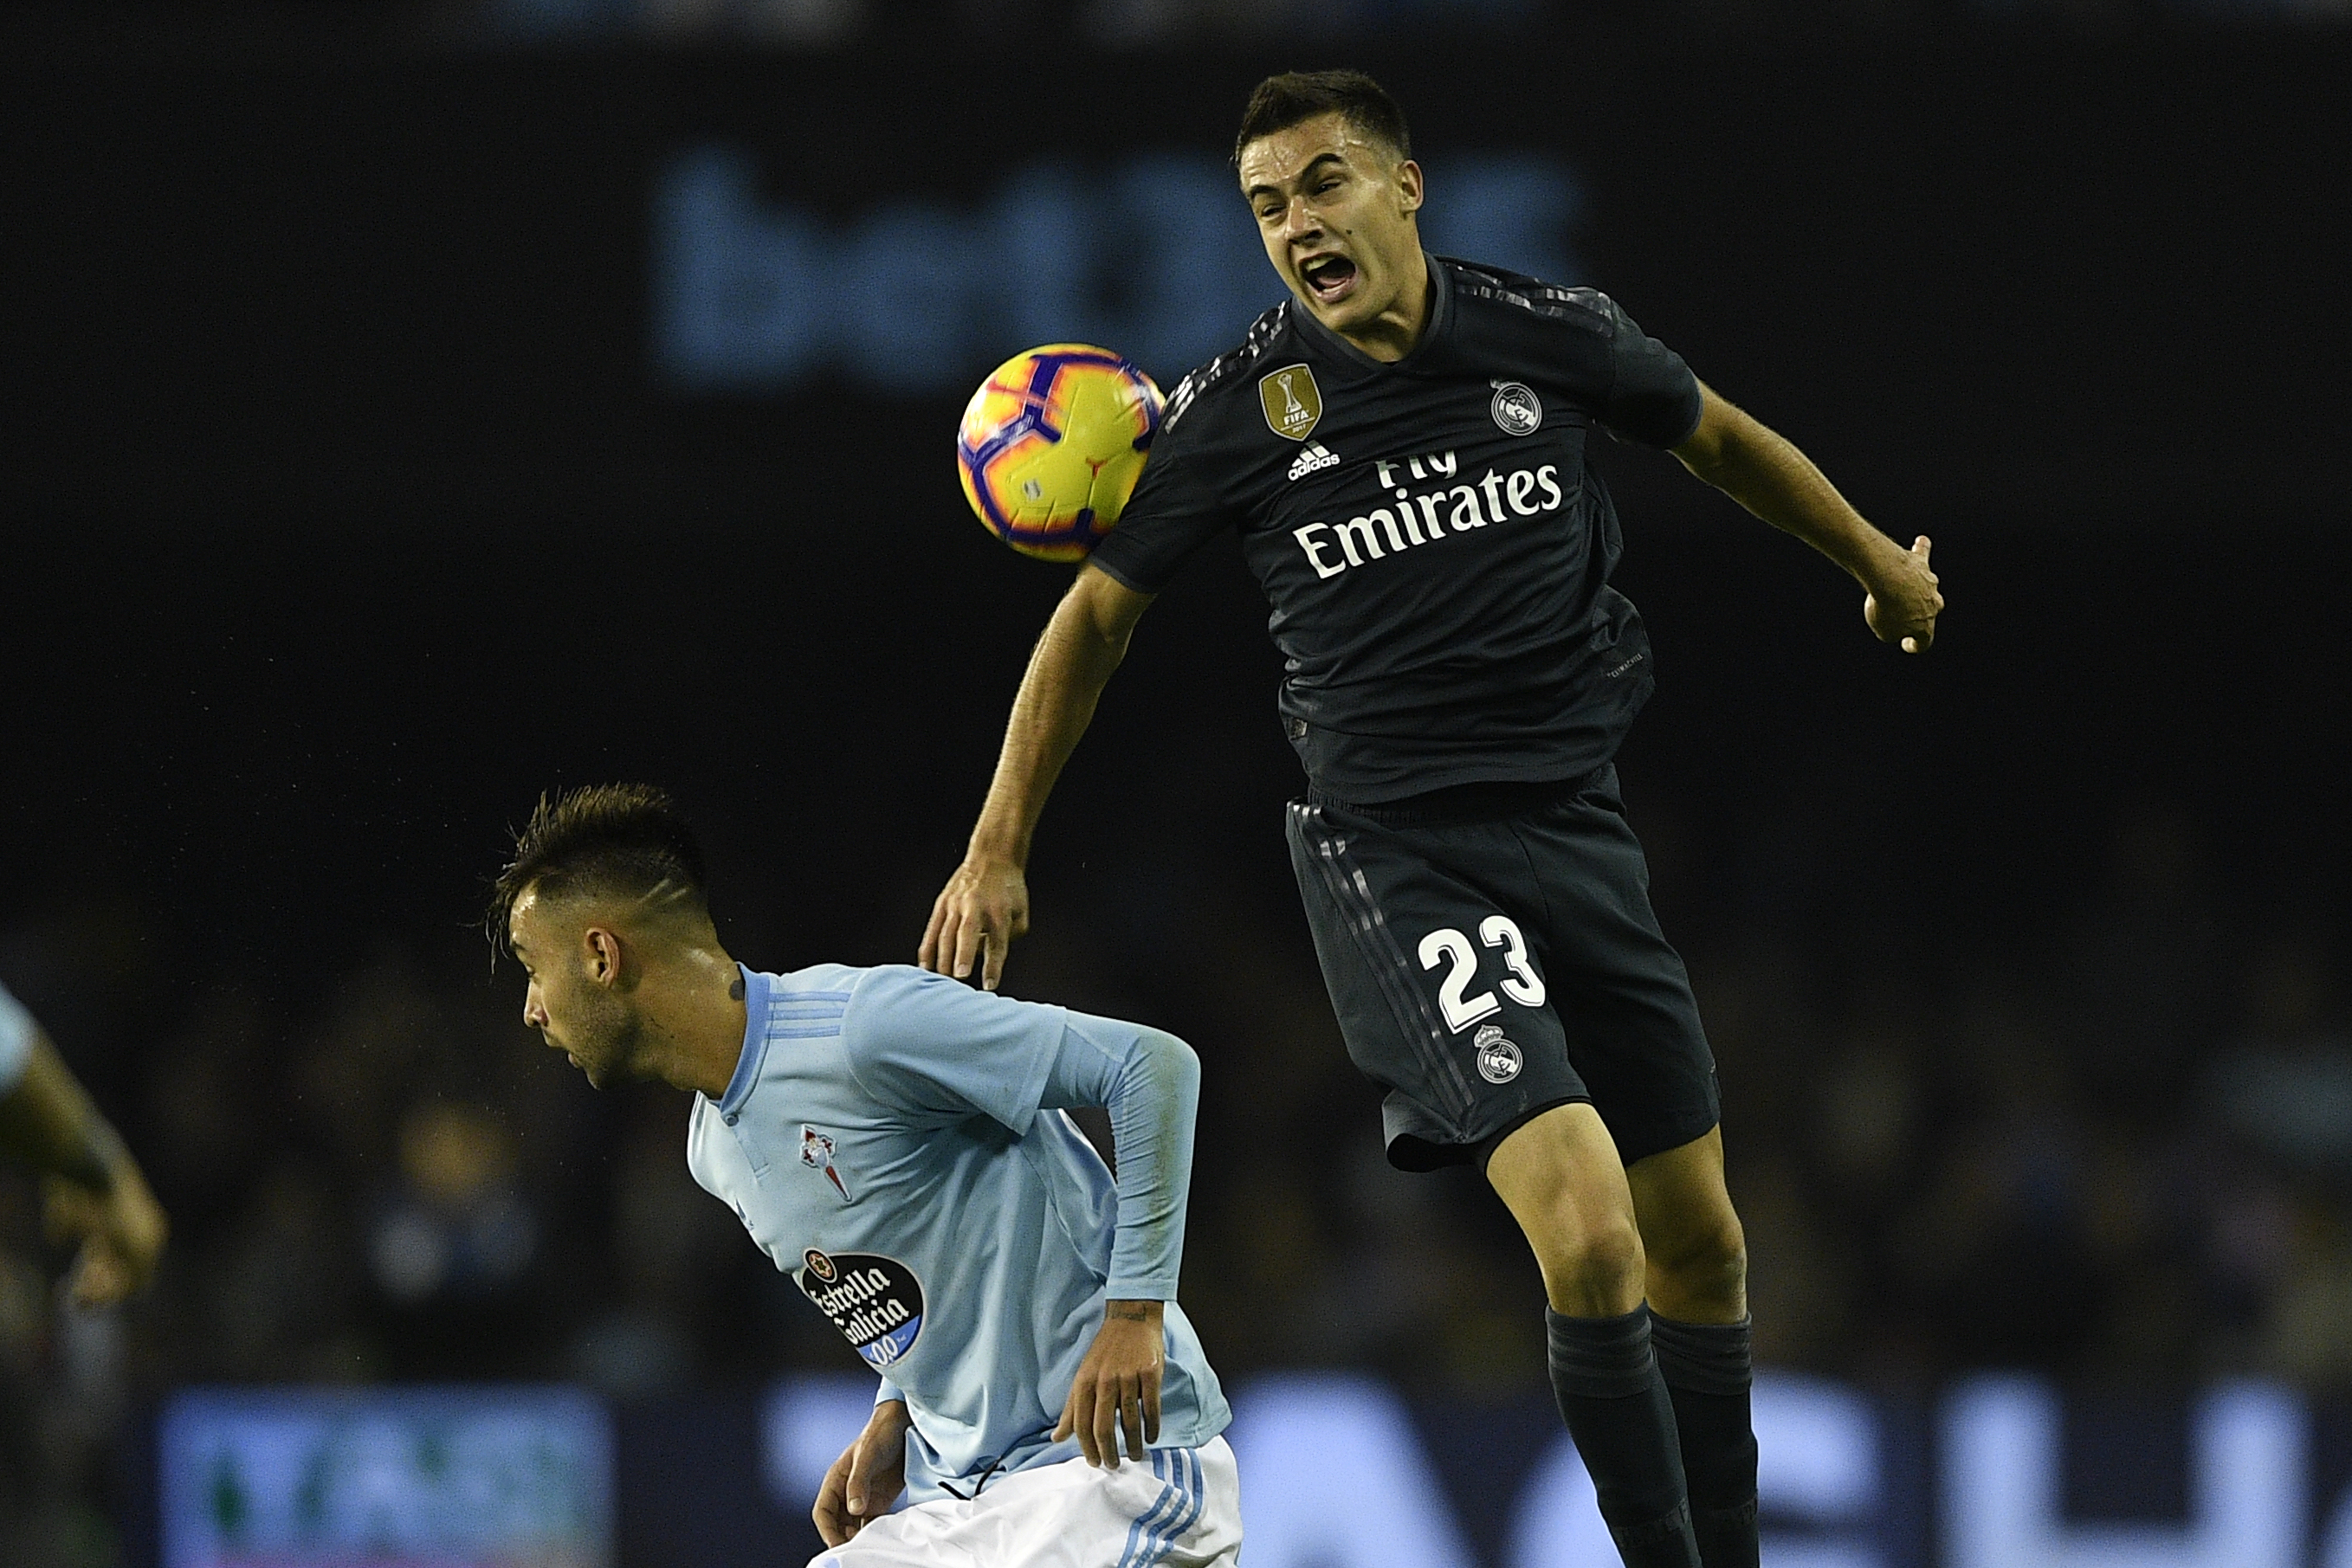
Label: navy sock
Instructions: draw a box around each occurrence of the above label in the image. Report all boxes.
[1649,1313,1760,1568]
[1545,1307,1701,1568]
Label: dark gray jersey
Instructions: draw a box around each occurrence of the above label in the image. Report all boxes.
[1088,256,1703,804]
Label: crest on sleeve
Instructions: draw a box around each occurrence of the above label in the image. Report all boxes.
[799,1125,850,1203]
[1260,365,1323,441]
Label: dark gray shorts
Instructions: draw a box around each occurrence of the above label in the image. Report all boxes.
[1285,765,1721,1172]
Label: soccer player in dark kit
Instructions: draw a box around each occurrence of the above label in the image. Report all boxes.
[921,69,1942,1568]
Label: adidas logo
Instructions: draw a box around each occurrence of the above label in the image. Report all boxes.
[1287,442,1341,481]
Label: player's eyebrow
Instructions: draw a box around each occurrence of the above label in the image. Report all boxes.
[1243,152,1347,203]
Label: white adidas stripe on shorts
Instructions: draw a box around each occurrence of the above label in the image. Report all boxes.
[808,1436,1241,1568]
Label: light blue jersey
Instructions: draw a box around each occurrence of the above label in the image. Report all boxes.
[685,964,1230,1501]
[0,981,35,1096]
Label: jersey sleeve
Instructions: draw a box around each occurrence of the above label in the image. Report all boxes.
[1082,398,1238,595]
[1037,1016,1200,1301]
[1590,294,1704,449]
[0,983,36,1097]
[838,968,1066,1136]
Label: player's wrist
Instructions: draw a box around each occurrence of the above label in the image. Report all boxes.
[1105,1297,1166,1322]
[1849,526,1909,590]
[965,821,1031,869]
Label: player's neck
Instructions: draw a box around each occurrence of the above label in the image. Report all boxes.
[641,942,748,1100]
[1335,251,1433,364]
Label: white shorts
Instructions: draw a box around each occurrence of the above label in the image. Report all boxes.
[808,1436,1242,1568]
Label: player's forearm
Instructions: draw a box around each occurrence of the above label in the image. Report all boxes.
[1038,1021,1200,1299]
[1677,409,1903,588]
[1097,1029,1199,1300]
[0,1036,132,1193]
[967,581,1136,868]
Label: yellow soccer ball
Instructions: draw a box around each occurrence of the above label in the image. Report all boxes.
[955,345,1165,561]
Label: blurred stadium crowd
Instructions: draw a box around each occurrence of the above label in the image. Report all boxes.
[3,796,2345,1557]
[469,0,2352,42]
[472,0,2352,41]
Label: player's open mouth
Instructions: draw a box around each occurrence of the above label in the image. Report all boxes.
[1299,254,1357,303]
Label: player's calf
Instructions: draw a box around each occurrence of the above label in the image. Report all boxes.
[1649,1310,1759,1568]
[1485,1104,1701,1567]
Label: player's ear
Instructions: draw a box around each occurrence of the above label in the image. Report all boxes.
[1395,158,1424,217]
[583,925,624,985]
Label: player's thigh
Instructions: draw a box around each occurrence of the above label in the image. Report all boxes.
[1625,1126,1747,1319]
[1485,1100,1646,1310]
[1286,801,1582,1165]
[804,1497,967,1568]
[832,1443,1241,1568]
[1511,778,1721,1167]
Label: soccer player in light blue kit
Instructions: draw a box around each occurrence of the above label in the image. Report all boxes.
[489,784,1240,1566]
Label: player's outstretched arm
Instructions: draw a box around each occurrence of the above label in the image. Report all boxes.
[812,1397,910,1546]
[921,563,1155,990]
[0,1026,170,1307]
[1671,382,1943,653]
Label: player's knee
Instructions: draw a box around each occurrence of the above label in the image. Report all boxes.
[1654,1212,1747,1311]
[1535,1212,1645,1313]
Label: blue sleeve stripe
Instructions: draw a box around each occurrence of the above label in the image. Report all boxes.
[767,1023,844,1039]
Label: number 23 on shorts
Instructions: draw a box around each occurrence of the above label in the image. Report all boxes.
[1418,915,1545,1033]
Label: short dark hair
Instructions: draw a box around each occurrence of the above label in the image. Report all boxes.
[1233,70,1412,169]
[486,783,708,952]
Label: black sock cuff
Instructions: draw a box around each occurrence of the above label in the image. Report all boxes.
[1545,1307,1657,1399]
[1609,1500,1699,1567]
[1648,1313,1753,1397]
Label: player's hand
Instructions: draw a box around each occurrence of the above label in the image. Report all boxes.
[919,855,1030,991]
[43,1164,167,1308]
[1863,534,1943,654]
[813,1398,910,1547]
[1056,1299,1165,1468]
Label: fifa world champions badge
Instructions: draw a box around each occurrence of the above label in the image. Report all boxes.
[799,1125,851,1203]
[1260,364,1323,441]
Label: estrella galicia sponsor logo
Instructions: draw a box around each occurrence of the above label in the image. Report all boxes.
[1490,380,1543,436]
[1291,456,1567,580]
[1260,364,1323,440]
[1473,1023,1523,1084]
[797,1249,925,1370]
[1287,441,1341,481]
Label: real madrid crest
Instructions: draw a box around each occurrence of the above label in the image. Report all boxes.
[1260,364,1323,441]
[1473,1023,1524,1084]
[1490,380,1543,436]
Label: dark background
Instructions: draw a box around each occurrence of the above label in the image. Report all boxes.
[3,3,2349,1563]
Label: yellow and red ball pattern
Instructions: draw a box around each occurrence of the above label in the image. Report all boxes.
[956,345,1164,562]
